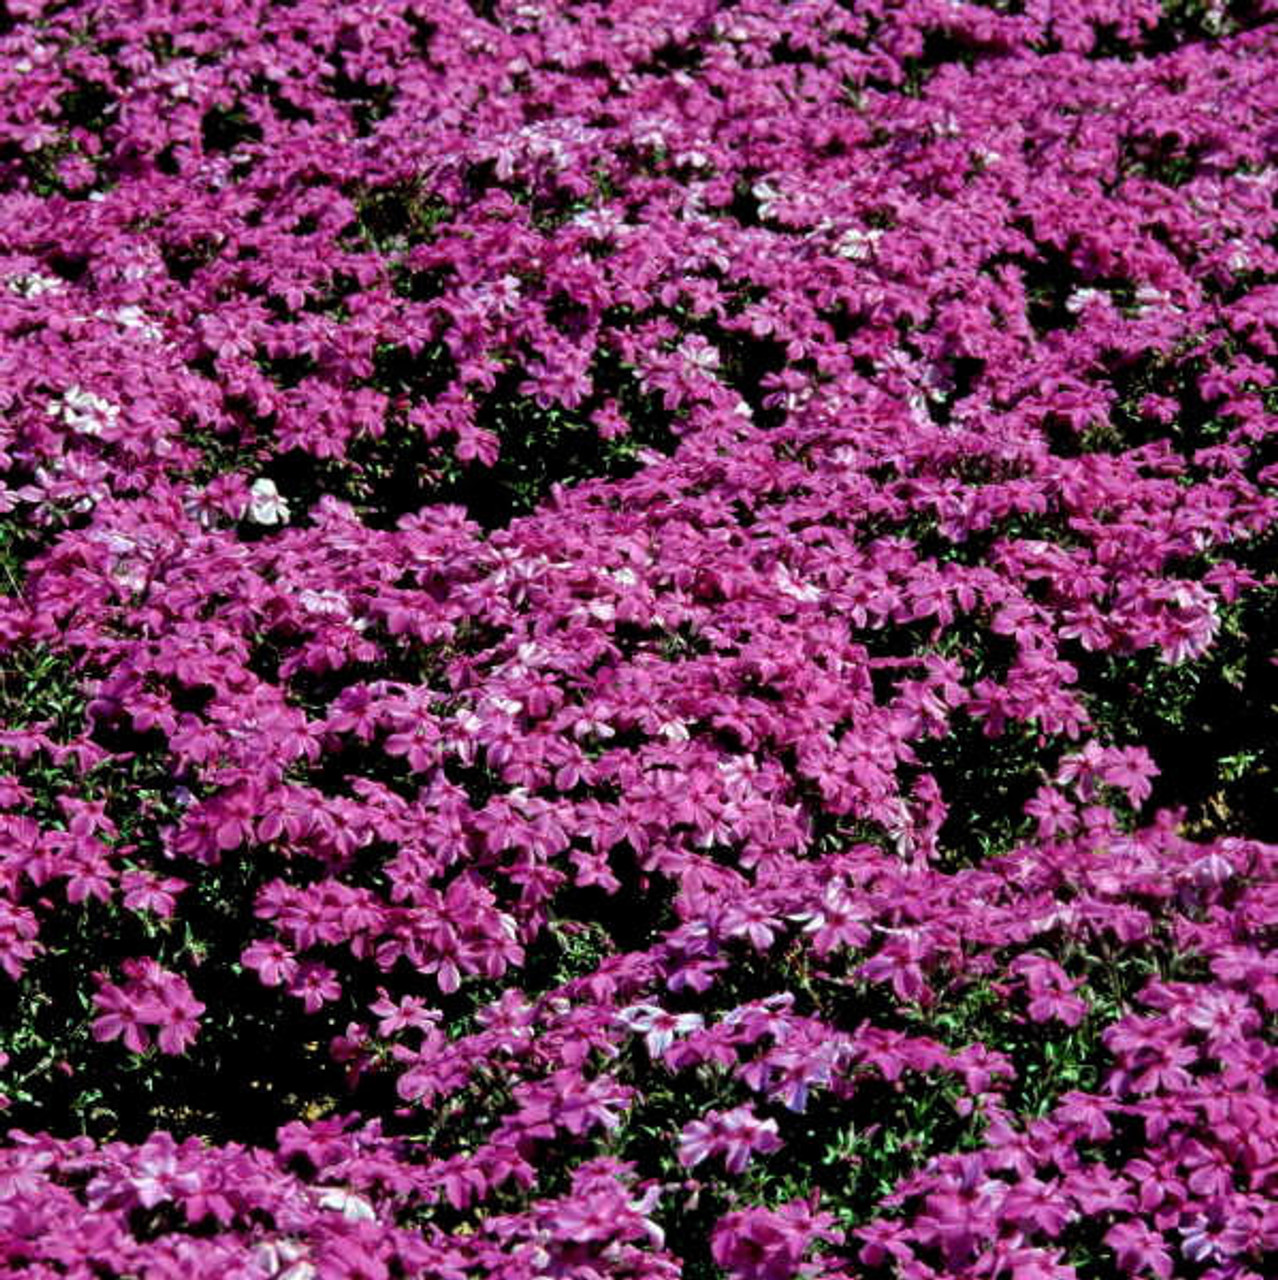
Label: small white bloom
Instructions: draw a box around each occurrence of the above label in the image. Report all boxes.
[48,386,119,436]
[253,1240,314,1279]
[1066,288,1105,314]
[774,563,822,603]
[297,588,350,619]
[248,478,290,525]
[678,335,720,371]
[616,1004,662,1032]
[110,305,164,339]
[751,180,781,218]
[833,228,882,261]
[316,1186,376,1222]
[572,207,626,240]
[634,122,666,151]
[1134,284,1175,313]
[6,271,62,297]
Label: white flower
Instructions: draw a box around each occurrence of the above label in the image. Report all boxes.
[6,271,62,297]
[248,478,290,525]
[315,1186,376,1222]
[253,1240,314,1279]
[1066,288,1105,314]
[751,180,781,218]
[108,305,164,339]
[774,563,822,603]
[486,694,523,717]
[297,588,350,619]
[47,386,119,436]
[678,335,720,371]
[833,228,882,260]
[572,207,626,239]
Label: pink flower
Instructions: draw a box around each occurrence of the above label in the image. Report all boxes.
[241,938,298,988]
[289,962,342,1014]
[1105,1220,1174,1279]
[120,870,186,918]
[151,981,205,1056]
[678,1105,783,1174]
[369,989,441,1037]
[91,977,153,1054]
[1000,1176,1072,1237]
[1024,785,1079,838]
[617,1003,704,1059]
[90,963,204,1055]
[791,882,871,957]
[711,1198,842,1280]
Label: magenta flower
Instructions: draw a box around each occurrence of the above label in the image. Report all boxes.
[90,963,204,1055]
[150,980,206,1056]
[1024,785,1079,839]
[1178,1200,1254,1265]
[241,938,299,988]
[617,1002,704,1060]
[120,870,186,919]
[711,1199,842,1280]
[790,882,871,957]
[678,1105,783,1175]
[91,976,153,1054]
[369,989,442,1037]
[1000,1176,1072,1238]
[1105,1219,1174,1279]
[1007,954,1089,1027]
[289,962,342,1014]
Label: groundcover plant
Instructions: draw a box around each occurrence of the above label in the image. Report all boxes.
[0,0,1276,1276]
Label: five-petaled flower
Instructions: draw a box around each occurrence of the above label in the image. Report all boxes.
[678,1105,783,1174]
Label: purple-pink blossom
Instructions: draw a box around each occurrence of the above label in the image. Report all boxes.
[0,4,1273,1278]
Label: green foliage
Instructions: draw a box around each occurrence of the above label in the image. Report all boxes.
[0,643,360,1142]
[349,182,452,255]
[1,856,368,1144]
[1076,583,1278,841]
[0,643,85,740]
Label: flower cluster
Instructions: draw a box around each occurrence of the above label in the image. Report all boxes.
[91,960,205,1056]
[0,0,1275,1277]
[712,1198,843,1280]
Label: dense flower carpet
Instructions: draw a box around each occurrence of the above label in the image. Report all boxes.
[0,1,1276,1276]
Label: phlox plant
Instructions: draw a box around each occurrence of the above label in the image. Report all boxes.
[0,1,1276,1278]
